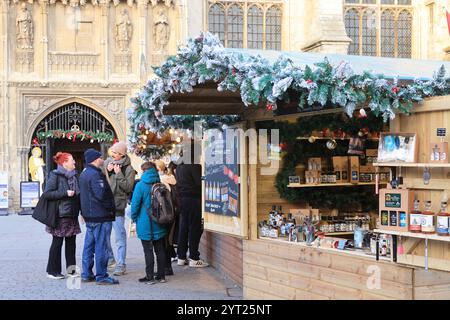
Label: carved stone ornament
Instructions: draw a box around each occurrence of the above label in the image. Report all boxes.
[150,0,173,7]
[16,3,33,49]
[116,8,133,52]
[153,8,170,53]
[85,97,125,124]
[24,96,66,127]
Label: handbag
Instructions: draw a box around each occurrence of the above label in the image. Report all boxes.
[32,191,58,228]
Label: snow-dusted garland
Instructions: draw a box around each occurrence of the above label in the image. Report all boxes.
[128,32,450,156]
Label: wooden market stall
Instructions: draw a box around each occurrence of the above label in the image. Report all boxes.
[129,34,450,299]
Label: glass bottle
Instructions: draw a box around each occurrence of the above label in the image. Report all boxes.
[437,201,449,236]
[409,199,422,233]
[421,201,435,234]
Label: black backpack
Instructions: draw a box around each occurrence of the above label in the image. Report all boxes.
[148,183,175,225]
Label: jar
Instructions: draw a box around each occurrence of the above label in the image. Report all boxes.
[328,222,335,233]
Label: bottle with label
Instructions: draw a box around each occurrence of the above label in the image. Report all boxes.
[432,144,440,161]
[437,201,449,236]
[409,199,422,233]
[421,200,435,234]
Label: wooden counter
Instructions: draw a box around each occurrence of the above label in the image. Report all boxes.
[243,238,450,300]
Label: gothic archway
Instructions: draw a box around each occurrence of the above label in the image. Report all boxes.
[29,102,118,177]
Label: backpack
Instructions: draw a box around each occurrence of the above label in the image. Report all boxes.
[148,183,175,225]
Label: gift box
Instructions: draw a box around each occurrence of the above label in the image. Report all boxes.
[378,133,418,163]
[378,188,414,232]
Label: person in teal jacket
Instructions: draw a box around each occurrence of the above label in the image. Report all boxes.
[131,162,168,284]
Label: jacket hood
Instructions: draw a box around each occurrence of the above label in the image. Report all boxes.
[141,168,160,184]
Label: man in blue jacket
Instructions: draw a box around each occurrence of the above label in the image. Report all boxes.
[79,149,119,285]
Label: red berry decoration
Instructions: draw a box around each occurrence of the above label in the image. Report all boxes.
[392,87,399,94]
[231,68,237,75]
[266,104,273,111]
[32,137,39,146]
[306,79,313,84]
[280,143,287,151]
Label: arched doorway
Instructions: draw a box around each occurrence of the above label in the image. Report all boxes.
[30,102,118,176]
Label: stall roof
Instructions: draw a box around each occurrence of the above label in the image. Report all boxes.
[226,48,450,81]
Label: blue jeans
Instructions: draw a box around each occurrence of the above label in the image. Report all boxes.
[81,222,112,282]
[111,216,127,268]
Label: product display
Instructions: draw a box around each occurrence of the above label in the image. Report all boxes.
[378,188,414,232]
[409,199,422,233]
[377,133,418,163]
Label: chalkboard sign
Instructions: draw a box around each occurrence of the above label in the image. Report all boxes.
[204,130,240,217]
[437,128,446,137]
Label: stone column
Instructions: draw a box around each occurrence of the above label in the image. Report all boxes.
[138,0,149,83]
[100,0,111,82]
[38,0,49,81]
[0,0,9,172]
[301,0,351,54]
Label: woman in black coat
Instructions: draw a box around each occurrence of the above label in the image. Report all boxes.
[44,152,81,279]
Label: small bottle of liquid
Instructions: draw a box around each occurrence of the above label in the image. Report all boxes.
[409,199,422,233]
[421,200,435,234]
[437,201,450,236]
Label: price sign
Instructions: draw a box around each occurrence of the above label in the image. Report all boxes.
[437,128,446,137]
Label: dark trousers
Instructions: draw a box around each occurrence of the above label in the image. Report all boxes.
[141,238,166,280]
[177,197,202,261]
[46,235,76,275]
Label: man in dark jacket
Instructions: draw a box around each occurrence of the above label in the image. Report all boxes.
[176,142,208,268]
[79,148,119,285]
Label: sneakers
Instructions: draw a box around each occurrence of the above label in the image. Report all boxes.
[47,273,65,280]
[189,259,209,268]
[96,277,120,285]
[107,259,116,270]
[177,258,188,266]
[113,266,126,276]
[81,277,96,283]
[138,276,152,283]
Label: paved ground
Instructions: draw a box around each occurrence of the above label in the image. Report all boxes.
[0,214,242,300]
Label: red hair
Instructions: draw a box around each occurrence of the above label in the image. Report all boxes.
[53,152,72,165]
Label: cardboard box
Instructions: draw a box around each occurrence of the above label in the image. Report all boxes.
[305,170,321,184]
[332,156,349,183]
[359,165,375,173]
[378,188,414,232]
[307,158,323,171]
[349,156,360,184]
[366,149,378,157]
[429,142,449,163]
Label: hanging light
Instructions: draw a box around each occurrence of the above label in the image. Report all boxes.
[169,128,174,135]
[176,137,181,143]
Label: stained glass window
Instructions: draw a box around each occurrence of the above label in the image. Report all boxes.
[266,6,282,50]
[381,10,395,57]
[227,4,244,48]
[247,5,263,49]
[397,10,412,58]
[345,9,360,55]
[208,4,225,45]
[362,10,377,56]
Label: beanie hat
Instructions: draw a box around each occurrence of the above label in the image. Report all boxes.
[84,148,102,164]
[110,141,128,156]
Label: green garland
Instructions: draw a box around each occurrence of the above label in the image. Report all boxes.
[37,130,114,143]
[266,113,385,211]
[128,32,450,159]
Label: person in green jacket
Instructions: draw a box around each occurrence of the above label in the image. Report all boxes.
[131,162,168,284]
[104,141,136,276]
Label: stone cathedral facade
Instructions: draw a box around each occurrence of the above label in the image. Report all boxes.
[0,0,449,211]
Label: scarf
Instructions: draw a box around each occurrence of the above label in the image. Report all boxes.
[56,165,80,195]
[110,156,127,166]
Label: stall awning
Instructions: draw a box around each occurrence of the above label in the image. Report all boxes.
[226,48,450,81]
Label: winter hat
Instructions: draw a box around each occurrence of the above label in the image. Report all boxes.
[84,148,102,164]
[110,141,128,155]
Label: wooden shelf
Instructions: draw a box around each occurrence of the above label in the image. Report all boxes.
[323,232,354,236]
[288,182,386,188]
[374,229,450,243]
[373,162,450,168]
[296,137,380,141]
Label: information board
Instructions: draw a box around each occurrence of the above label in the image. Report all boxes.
[204,131,240,217]
[0,172,8,209]
[20,181,40,208]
